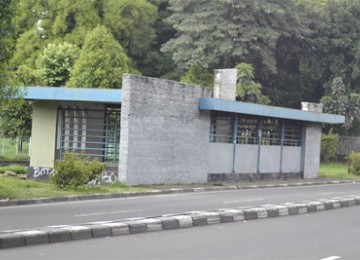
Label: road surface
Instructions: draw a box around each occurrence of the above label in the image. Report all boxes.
[0,182,359,231]
[1,204,359,259]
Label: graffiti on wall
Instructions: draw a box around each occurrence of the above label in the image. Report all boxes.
[27,167,118,184]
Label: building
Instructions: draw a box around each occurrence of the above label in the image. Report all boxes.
[24,70,345,185]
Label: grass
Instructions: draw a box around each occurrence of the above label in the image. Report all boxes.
[0,176,151,200]
[0,137,30,161]
[0,165,27,174]
[319,162,360,180]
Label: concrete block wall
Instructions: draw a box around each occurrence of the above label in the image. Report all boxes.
[119,74,212,185]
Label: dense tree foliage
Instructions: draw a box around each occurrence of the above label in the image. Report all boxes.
[36,42,79,86]
[235,63,270,104]
[3,0,360,136]
[0,0,17,100]
[67,26,135,88]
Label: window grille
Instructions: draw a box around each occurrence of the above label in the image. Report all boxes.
[283,120,301,146]
[210,112,232,143]
[209,113,301,147]
[236,116,258,144]
[57,106,121,165]
[261,118,281,146]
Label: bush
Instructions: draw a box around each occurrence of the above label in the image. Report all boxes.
[52,152,105,188]
[0,164,27,175]
[321,134,339,162]
[348,153,360,175]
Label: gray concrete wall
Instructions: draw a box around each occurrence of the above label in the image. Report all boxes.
[303,123,322,179]
[235,145,258,173]
[208,143,233,173]
[259,146,281,173]
[208,144,301,175]
[119,74,212,185]
[282,147,302,173]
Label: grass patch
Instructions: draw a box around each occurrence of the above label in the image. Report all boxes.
[0,176,151,200]
[0,165,27,175]
[319,162,360,180]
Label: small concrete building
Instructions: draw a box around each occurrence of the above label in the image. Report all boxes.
[24,70,345,185]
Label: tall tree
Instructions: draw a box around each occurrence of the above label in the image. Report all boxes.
[67,26,136,89]
[103,0,158,59]
[162,0,305,72]
[36,42,80,86]
[235,63,270,104]
[0,0,18,99]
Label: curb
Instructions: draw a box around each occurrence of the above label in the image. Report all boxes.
[1,195,360,249]
[0,180,358,208]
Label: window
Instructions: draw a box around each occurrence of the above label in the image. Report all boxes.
[209,113,301,147]
[236,115,258,144]
[210,112,232,143]
[261,118,281,146]
[57,106,121,164]
[283,120,301,146]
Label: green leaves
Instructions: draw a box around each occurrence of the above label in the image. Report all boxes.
[235,63,270,104]
[36,42,79,86]
[67,26,136,88]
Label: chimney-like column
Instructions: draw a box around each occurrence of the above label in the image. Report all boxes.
[213,69,237,101]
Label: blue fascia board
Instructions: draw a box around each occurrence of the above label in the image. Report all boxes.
[199,98,345,124]
[22,86,122,104]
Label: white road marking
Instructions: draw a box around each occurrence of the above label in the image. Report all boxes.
[317,192,345,195]
[223,198,264,204]
[319,256,341,260]
[75,209,141,217]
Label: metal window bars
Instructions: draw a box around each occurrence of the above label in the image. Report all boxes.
[57,106,121,166]
[210,113,301,147]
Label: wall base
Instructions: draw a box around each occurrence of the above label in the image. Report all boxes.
[207,172,301,183]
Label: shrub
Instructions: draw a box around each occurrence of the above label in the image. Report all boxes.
[52,152,105,188]
[321,134,339,162]
[0,164,27,175]
[348,153,360,175]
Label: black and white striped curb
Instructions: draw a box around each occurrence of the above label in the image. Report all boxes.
[1,195,359,249]
[0,180,358,208]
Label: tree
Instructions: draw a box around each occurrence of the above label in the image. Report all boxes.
[162,0,305,72]
[235,63,270,104]
[321,77,360,135]
[180,65,213,88]
[67,26,136,88]
[103,0,158,59]
[36,42,79,86]
[0,0,18,100]
[298,0,360,93]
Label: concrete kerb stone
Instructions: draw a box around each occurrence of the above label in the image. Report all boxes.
[2,194,360,249]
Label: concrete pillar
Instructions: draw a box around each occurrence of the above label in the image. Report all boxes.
[302,123,322,179]
[30,101,58,168]
[301,102,323,179]
[213,69,237,101]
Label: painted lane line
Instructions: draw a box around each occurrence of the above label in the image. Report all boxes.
[319,256,341,260]
[223,198,264,204]
[75,209,141,217]
[317,192,345,195]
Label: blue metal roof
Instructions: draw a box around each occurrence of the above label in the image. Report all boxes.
[23,87,122,104]
[199,98,345,124]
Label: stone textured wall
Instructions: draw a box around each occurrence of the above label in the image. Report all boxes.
[119,74,212,185]
[303,123,322,178]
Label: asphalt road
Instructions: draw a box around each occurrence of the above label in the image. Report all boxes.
[1,183,360,231]
[1,204,359,259]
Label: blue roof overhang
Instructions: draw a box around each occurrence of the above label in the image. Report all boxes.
[22,86,122,104]
[199,98,345,124]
